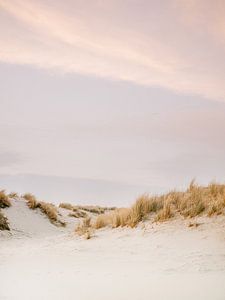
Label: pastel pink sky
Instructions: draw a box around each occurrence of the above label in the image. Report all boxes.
[1,0,225,100]
[0,1,225,204]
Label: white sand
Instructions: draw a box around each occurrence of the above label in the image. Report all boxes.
[0,199,225,300]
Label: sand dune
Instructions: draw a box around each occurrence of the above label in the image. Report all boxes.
[0,197,225,300]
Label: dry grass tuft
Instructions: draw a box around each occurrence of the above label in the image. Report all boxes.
[94,213,111,229]
[8,192,19,199]
[76,205,115,214]
[23,193,39,209]
[0,190,11,208]
[93,195,163,229]
[59,203,115,216]
[111,208,131,228]
[154,203,173,222]
[23,193,65,226]
[93,181,225,230]
[40,202,66,226]
[38,202,58,222]
[75,217,93,239]
[128,195,163,227]
[0,210,10,230]
[93,208,131,229]
[59,203,74,210]
[68,211,87,218]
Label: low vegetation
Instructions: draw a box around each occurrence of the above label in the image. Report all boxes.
[23,193,65,226]
[8,192,19,199]
[1,181,224,234]
[75,217,93,239]
[38,201,58,222]
[0,210,10,230]
[59,202,115,214]
[59,203,74,210]
[23,193,39,209]
[76,205,115,214]
[68,211,87,218]
[0,190,11,208]
[93,181,225,229]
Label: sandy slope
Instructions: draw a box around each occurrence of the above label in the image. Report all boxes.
[0,199,225,300]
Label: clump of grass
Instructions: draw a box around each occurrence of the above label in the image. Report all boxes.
[68,211,87,218]
[23,193,39,209]
[38,202,58,222]
[59,203,115,215]
[39,202,66,226]
[0,210,10,230]
[0,190,11,208]
[207,196,225,216]
[8,192,19,199]
[94,213,112,229]
[76,205,115,214]
[93,195,163,229]
[23,193,65,226]
[93,208,130,229]
[92,181,225,230]
[59,203,74,210]
[75,217,93,239]
[128,195,163,227]
[154,203,173,222]
[112,208,131,227]
[182,200,205,218]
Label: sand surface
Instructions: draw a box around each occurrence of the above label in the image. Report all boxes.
[0,199,225,300]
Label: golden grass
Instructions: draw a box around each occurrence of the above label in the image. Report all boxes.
[23,193,65,226]
[75,217,93,239]
[93,181,225,229]
[94,213,110,229]
[23,193,39,209]
[59,203,115,215]
[0,190,11,208]
[68,211,87,218]
[77,205,103,214]
[59,203,74,210]
[39,202,66,226]
[76,205,115,214]
[154,203,173,222]
[38,202,58,222]
[0,210,10,231]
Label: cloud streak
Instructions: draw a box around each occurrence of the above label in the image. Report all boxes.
[0,0,225,100]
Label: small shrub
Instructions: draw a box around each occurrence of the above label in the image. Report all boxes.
[0,210,10,230]
[0,190,11,208]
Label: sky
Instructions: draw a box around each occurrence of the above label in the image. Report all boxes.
[0,0,225,205]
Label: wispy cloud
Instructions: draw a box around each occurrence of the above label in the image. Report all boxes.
[0,0,225,100]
